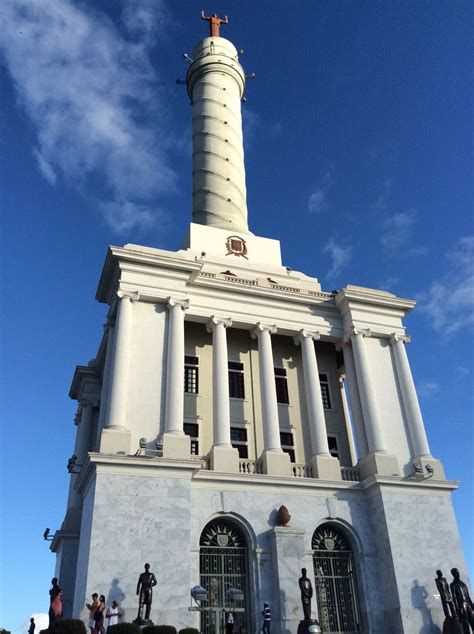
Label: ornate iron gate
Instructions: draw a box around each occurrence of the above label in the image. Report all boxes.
[200,519,249,634]
[312,525,362,633]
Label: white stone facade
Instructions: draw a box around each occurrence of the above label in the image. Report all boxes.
[52,24,470,634]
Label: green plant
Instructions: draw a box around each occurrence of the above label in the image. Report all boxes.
[108,624,141,634]
[179,629,200,634]
[53,620,87,634]
[143,627,177,634]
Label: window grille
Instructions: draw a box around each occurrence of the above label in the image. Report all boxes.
[312,525,362,632]
[319,373,332,409]
[328,436,339,459]
[199,519,250,634]
[228,361,245,399]
[280,431,295,462]
[184,356,199,394]
[184,422,199,455]
[231,427,248,458]
[275,367,289,404]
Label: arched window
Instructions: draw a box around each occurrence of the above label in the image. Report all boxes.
[312,524,362,632]
[199,518,250,634]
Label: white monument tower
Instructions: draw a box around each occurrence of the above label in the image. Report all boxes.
[52,13,470,634]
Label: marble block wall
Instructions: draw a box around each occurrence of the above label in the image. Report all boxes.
[70,466,466,634]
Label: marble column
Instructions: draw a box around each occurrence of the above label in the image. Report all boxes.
[67,401,94,515]
[339,375,358,467]
[162,298,190,459]
[100,290,138,454]
[251,323,290,476]
[340,341,369,459]
[349,328,400,477]
[96,315,115,443]
[294,330,341,480]
[390,334,444,478]
[207,316,239,472]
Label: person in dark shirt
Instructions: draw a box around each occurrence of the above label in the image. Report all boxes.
[28,618,35,634]
[262,602,271,633]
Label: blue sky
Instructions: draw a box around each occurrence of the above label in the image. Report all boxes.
[1,1,472,631]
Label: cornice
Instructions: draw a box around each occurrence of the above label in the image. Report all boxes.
[361,474,460,493]
[335,286,416,315]
[96,245,202,304]
[69,364,101,400]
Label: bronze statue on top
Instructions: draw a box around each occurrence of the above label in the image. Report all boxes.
[135,563,157,624]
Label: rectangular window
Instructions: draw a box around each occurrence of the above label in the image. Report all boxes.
[184,356,199,394]
[184,422,199,455]
[230,426,248,458]
[319,373,332,409]
[280,431,295,462]
[275,367,289,404]
[328,436,339,459]
[228,361,245,399]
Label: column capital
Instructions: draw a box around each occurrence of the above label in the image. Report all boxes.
[344,326,371,343]
[79,398,100,409]
[117,289,140,303]
[390,332,411,344]
[206,315,232,333]
[293,329,321,346]
[167,297,190,311]
[251,322,277,338]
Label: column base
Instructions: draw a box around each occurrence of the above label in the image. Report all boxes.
[261,449,291,476]
[209,445,239,473]
[311,454,342,480]
[358,451,400,480]
[99,427,131,454]
[162,432,190,459]
[413,456,446,480]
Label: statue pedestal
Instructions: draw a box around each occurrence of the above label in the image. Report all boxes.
[297,619,322,633]
[442,616,464,634]
[133,618,154,627]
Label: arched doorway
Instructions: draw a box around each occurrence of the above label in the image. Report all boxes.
[199,518,250,634]
[312,524,362,632]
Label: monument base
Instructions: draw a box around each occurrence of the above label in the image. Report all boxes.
[442,616,464,634]
[133,618,154,627]
[297,619,322,633]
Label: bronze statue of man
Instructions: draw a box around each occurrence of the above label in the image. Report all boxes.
[136,563,157,622]
[298,568,313,620]
[435,570,456,619]
[450,568,474,633]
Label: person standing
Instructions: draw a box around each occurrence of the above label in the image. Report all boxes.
[262,602,271,633]
[225,610,234,633]
[28,618,35,634]
[86,593,100,634]
[94,595,106,634]
[106,601,123,631]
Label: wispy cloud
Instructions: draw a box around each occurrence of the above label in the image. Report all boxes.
[380,208,428,256]
[417,381,440,399]
[418,236,474,337]
[307,169,333,214]
[378,276,400,292]
[323,238,352,280]
[0,0,175,233]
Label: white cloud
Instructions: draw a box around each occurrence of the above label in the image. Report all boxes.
[380,208,428,256]
[307,169,333,214]
[21,613,49,634]
[418,236,474,337]
[417,381,440,399]
[0,0,175,233]
[323,238,352,280]
[378,276,400,292]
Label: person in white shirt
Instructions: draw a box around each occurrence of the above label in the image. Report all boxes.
[106,601,122,631]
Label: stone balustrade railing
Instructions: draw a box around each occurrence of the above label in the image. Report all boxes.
[291,463,313,478]
[239,459,263,474]
[340,466,360,481]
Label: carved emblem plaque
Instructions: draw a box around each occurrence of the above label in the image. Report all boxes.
[225,235,248,259]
